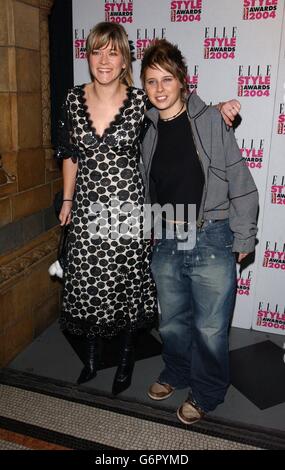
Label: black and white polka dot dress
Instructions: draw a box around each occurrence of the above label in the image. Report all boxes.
[56,85,157,338]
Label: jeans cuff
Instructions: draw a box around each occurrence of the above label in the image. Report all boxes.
[159,374,189,390]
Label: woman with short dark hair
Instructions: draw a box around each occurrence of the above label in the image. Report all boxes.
[140,39,258,424]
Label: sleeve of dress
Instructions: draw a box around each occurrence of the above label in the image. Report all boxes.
[55,97,81,163]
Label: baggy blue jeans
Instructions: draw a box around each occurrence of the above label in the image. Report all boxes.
[151,219,236,412]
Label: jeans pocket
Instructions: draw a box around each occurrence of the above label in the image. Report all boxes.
[204,220,233,250]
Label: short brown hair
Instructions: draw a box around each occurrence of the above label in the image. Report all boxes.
[86,22,133,86]
[140,39,189,98]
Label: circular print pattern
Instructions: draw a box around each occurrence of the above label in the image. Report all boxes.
[58,86,157,338]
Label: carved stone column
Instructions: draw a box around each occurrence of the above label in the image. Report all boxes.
[40,0,57,173]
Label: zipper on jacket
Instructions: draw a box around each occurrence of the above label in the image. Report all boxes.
[186,109,206,229]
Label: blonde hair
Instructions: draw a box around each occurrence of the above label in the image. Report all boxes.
[86,22,133,86]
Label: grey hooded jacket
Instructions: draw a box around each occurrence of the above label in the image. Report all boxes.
[140,92,258,254]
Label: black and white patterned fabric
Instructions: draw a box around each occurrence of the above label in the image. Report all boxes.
[56,85,157,338]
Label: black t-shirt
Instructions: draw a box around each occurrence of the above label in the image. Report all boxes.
[150,110,205,221]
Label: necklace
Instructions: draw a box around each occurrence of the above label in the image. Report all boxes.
[160,103,185,121]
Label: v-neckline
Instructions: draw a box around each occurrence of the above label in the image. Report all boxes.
[79,84,132,142]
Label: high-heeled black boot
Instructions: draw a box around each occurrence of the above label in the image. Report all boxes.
[77,337,99,385]
[112,331,136,395]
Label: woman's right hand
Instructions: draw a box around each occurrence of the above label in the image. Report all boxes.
[59,200,73,226]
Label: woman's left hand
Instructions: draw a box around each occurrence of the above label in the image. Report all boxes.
[220,99,241,126]
[238,253,248,263]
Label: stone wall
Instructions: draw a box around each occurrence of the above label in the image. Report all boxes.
[0,0,63,367]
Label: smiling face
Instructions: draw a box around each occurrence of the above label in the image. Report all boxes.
[144,65,184,119]
[88,42,126,86]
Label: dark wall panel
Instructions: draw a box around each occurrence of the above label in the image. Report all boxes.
[49,0,74,147]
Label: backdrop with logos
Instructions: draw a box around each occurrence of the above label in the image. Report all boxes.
[72,0,285,334]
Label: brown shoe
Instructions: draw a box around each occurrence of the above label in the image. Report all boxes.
[148,382,175,401]
[177,400,205,425]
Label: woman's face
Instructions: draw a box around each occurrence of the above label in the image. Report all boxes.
[89,42,126,86]
[144,65,183,117]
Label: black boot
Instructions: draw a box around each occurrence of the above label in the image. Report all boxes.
[77,337,98,385]
[112,331,136,395]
